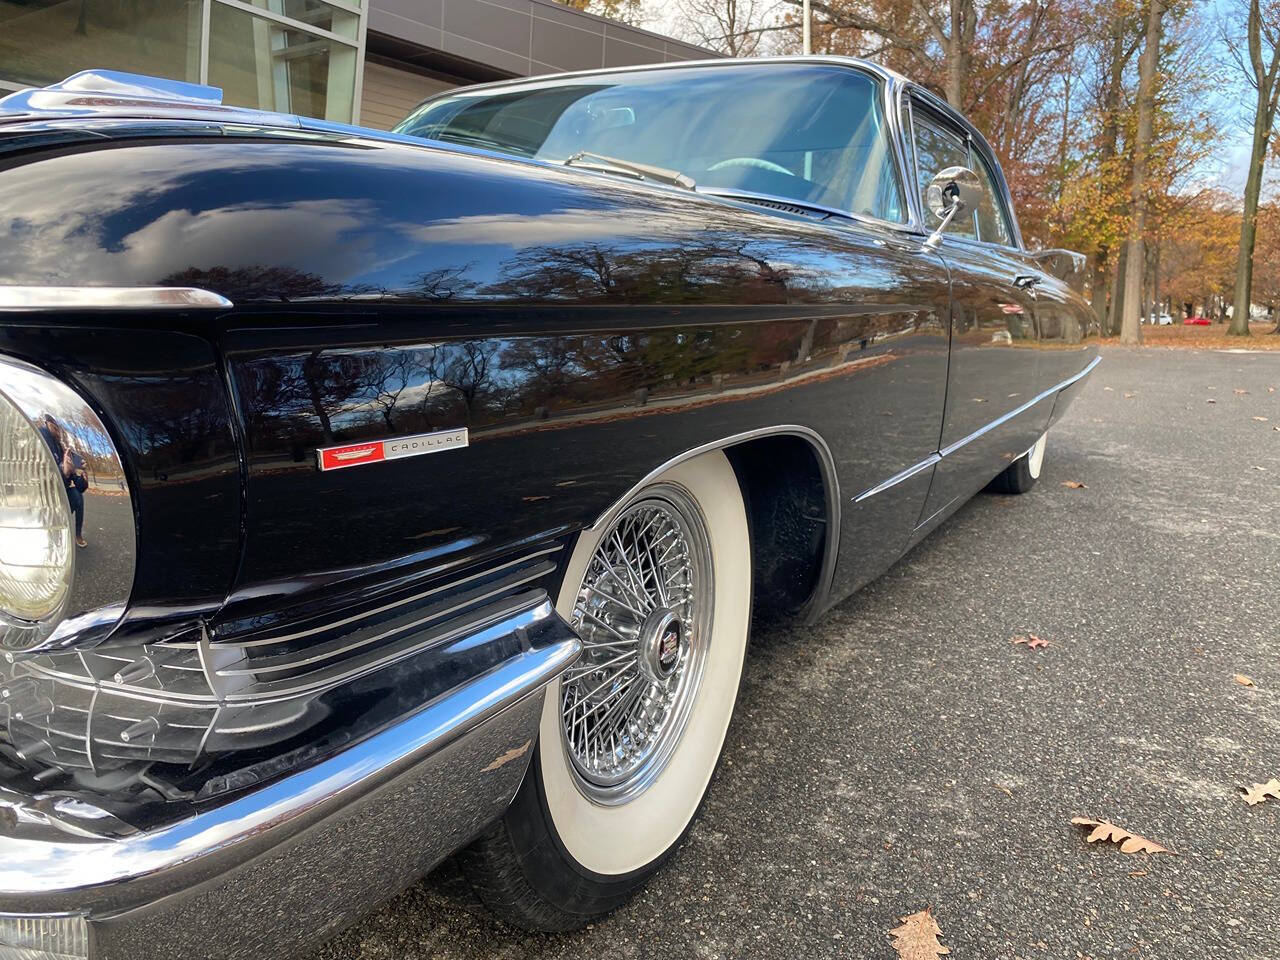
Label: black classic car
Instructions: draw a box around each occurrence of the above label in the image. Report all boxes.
[0,58,1096,959]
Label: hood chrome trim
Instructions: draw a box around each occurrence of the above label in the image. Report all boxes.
[0,287,233,310]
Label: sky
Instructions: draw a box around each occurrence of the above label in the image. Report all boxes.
[639,0,1263,199]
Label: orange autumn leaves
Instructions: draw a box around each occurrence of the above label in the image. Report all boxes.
[889,909,951,959]
[1071,818,1176,855]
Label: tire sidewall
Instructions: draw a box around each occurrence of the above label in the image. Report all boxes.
[535,450,751,877]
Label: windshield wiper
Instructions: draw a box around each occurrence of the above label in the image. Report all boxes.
[563,151,695,190]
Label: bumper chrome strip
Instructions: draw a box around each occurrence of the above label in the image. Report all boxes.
[0,603,578,909]
[0,286,232,310]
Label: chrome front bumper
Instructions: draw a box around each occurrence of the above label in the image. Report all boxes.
[0,607,579,960]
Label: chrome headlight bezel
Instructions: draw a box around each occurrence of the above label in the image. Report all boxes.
[0,354,135,656]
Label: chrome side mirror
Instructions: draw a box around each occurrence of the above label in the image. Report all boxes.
[923,166,982,249]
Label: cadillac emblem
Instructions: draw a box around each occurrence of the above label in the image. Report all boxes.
[316,428,469,472]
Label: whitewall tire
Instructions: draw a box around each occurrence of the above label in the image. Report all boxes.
[457,450,750,930]
[988,431,1047,494]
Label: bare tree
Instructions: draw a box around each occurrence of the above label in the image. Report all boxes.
[1225,0,1280,336]
[677,0,777,56]
[557,0,646,25]
[1119,0,1166,344]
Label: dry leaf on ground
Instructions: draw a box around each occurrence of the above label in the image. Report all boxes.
[1071,818,1175,855]
[1234,389,1249,395]
[1254,416,1270,422]
[1206,398,1217,404]
[889,908,951,959]
[1062,480,1087,489]
[1012,634,1049,649]
[1241,779,1280,806]
[1234,674,1256,687]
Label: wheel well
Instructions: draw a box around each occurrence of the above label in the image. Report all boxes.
[725,435,831,623]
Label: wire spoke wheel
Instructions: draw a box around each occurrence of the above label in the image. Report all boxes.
[559,483,713,804]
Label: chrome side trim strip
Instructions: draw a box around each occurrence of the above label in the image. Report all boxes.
[940,355,1100,459]
[852,453,940,504]
[226,544,562,649]
[851,354,1101,502]
[0,286,232,310]
[0,609,579,905]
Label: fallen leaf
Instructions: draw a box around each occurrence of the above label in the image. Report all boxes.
[1012,634,1050,649]
[1241,779,1280,806]
[1234,389,1249,395]
[1234,674,1256,687]
[995,783,1014,798]
[1104,386,1115,392]
[1254,466,1267,471]
[1072,818,1175,856]
[1253,416,1269,422]
[1270,387,1276,393]
[888,908,951,959]
[1129,870,1149,878]
[1123,392,1136,398]
[1206,398,1217,404]
[522,495,551,502]
[1062,480,1087,489]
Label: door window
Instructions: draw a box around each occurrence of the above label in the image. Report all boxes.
[910,112,976,239]
[971,150,1013,245]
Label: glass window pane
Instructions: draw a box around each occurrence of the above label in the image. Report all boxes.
[208,2,357,122]
[911,115,976,238]
[238,0,360,40]
[398,65,908,223]
[972,150,1013,245]
[0,0,200,88]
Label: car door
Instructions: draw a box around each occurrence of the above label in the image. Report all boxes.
[905,99,1046,528]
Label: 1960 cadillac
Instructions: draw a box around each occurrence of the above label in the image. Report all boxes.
[0,57,1097,959]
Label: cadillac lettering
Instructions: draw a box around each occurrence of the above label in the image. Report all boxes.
[0,59,1096,960]
[317,428,470,471]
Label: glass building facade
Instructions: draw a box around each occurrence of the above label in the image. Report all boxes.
[0,0,367,123]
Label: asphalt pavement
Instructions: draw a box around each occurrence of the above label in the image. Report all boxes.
[313,345,1280,960]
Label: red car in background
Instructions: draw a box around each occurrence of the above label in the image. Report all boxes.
[1184,314,1211,325]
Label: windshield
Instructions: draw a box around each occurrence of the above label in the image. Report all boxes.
[396,64,907,224]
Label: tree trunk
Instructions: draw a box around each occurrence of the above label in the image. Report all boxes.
[942,0,967,108]
[1108,249,1127,336]
[1120,0,1164,345]
[1091,256,1109,327]
[1091,11,1128,331]
[1230,0,1280,335]
[1230,91,1271,335]
[1151,242,1161,327]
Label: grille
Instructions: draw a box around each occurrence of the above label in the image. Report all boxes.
[0,544,562,783]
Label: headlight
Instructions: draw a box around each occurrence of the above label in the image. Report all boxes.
[0,392,73,621]
[0,355,134,655]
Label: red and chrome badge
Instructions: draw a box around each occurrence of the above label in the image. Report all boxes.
[316,428,468,472]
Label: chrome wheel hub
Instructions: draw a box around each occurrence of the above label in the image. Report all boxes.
[560,485,712,804]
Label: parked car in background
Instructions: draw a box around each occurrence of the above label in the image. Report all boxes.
[0,59,1097,960]
[1185,314,1211,325]
[1145,311,1173,325]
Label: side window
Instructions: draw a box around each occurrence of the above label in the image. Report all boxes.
[910,112,976,238]
[971,150,1013,245]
